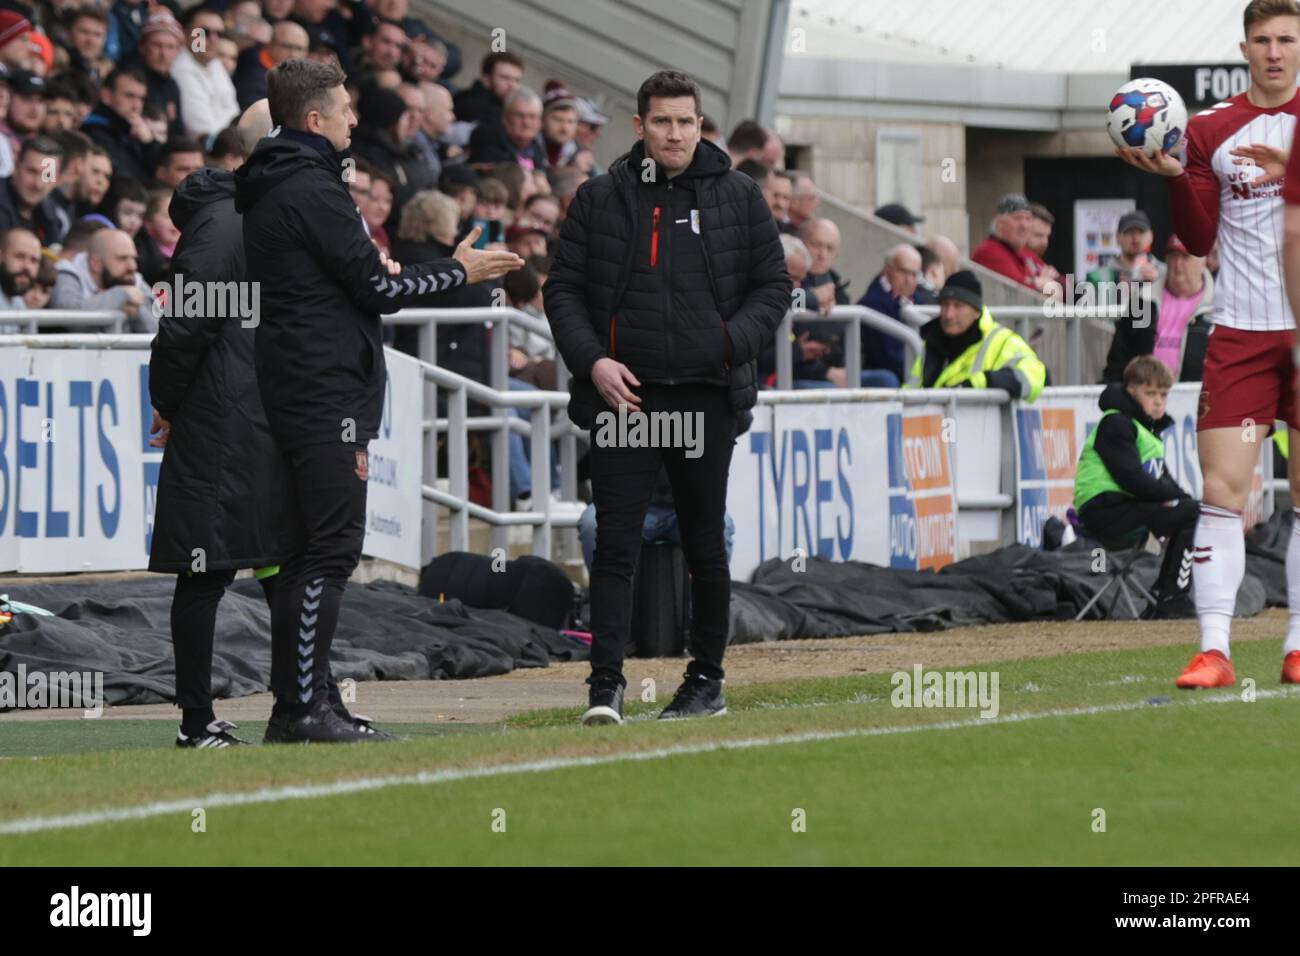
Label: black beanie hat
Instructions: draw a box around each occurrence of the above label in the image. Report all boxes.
[359,84,408,131]
[938,269,983,312]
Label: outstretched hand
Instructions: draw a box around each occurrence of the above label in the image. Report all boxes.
[453,225,526,283]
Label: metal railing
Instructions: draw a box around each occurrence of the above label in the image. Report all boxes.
[381,307,583,559]
[0,310,128,334]
[773,304,923,390]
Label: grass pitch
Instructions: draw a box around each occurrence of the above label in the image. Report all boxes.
[1,637,1295,865]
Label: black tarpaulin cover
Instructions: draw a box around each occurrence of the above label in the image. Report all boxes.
[0,508,1290,706]
[0,578,585,707]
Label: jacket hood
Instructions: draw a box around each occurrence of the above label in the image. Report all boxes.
[1099,381,1173,433]
[170,167,236,231]
[234,135,339,214]
[612,136,732,184]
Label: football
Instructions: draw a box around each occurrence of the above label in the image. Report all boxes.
[1107,78,1189,156]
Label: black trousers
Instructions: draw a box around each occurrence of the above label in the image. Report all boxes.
[587,383,737,685]
[171,569,275,713]
[270,439,369,713]
[1078,494,1200,602]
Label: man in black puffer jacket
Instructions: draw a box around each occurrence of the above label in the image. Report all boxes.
[545,70,791,726]
[235,58,522,744]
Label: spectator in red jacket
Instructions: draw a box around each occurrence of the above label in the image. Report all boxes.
[1025,202,1061,294]
[971,192,1035,289]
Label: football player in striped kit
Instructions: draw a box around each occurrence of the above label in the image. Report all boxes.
[1119,0,1300,688]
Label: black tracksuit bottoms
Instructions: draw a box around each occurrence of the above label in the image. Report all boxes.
[587,383,737,685]
[171,569,275,730]
[269,438,370,714]
[1078,493,1200,603]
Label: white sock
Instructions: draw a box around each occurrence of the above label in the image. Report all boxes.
[1285,509,1300,656]
[1192,504,1244,658]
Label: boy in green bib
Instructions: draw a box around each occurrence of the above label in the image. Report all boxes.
[1075,355,1199,616]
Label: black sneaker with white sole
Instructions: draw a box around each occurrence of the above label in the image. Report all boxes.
[264,701,391,744]
[337,707,397,740]
[581,678,625,726]
[658,674,726,720]
[176,718,249,749]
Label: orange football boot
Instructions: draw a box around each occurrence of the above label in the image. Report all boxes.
[1281,651,1300,685]
[1175,650,1236,689]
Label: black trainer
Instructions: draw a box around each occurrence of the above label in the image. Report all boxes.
[581,678,625,726]
[176,719,249,749]
[264,701,390,744]
[658,674,727,720]
[337,707,397,740]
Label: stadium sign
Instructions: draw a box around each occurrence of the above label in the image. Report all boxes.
[0,345,424,572]
[1129,64,1251,112]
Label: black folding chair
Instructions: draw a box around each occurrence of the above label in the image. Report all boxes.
[1070,511,1158,621]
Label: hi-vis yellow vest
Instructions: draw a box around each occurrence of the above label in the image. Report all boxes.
[905,308,1046,402]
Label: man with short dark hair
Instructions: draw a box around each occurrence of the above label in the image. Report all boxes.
[726,118,767,166]
[236,58,524,743]
[738,161,794,233]
[358,17,407,73]
[546,70,790,725]
[81,67,157,183]
[41,79,80,135]
[453,50,523,127]
[153,138,204,188]
[67,6,113,86]
[0,136,63,242]
[46,130,93,239]
[78,143,112,209]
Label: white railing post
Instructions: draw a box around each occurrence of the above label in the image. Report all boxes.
[447,386,469,553]
[530,406,552,559]
[418,317,439,561]
[775,310,793,389]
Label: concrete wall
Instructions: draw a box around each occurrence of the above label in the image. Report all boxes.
[777,113,969,254]
[966,127,1115,250]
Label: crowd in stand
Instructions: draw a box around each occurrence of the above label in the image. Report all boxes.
[0,0,1213,470]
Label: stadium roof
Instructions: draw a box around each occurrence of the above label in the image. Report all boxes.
[791,0,1249,73]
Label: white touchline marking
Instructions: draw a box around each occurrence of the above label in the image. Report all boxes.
[0,689,1293,837]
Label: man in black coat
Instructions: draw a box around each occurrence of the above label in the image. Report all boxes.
[545,70,791,725]
[81,67,158,186]
[148,100,286,748]
[235,58,522,744]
